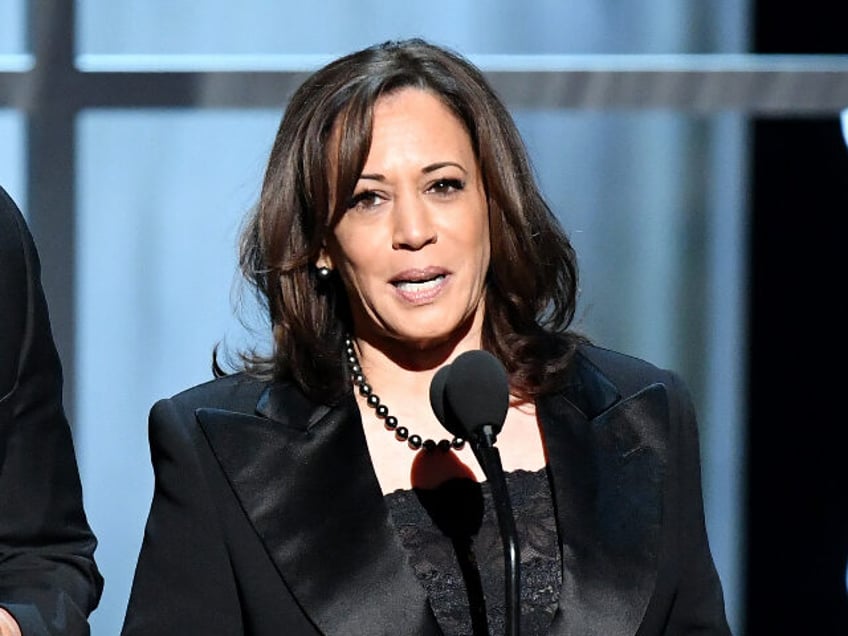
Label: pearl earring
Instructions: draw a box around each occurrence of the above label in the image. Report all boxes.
[317,266,332,280]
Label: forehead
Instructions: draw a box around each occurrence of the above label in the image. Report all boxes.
[323,87,485,223]
[366,88,474,160]
[373,86,450,116]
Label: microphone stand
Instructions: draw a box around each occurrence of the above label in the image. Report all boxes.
[470,425,521,636]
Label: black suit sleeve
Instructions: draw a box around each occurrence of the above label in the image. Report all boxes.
[663,372,732,634]
[0,187,103,635]
[120,398,243,635]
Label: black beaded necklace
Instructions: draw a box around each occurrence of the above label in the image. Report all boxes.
[344,336,465,452]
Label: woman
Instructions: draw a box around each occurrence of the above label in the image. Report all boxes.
[122,39,730,635]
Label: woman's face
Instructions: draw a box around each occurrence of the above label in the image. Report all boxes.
[321,87,490,352]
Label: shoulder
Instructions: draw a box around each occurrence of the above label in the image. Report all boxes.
[150,373,269,431]
[171,372,268,409]
[0,188,35,394]
[0,186,26,245]
[0,187,32,278]
[557,343,692,419]
[145,374,271,470]
[576,343,679,389]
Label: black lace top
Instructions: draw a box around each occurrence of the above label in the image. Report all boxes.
[384,468,562,636]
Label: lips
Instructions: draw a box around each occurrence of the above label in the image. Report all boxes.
[395,275,445,290]
[390,267,450,303]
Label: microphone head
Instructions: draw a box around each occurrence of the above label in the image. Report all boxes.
[442,350,510,440]
[429,364,450,426]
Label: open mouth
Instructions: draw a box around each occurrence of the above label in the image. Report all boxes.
[393,273,446,292]
[390,269,450,302]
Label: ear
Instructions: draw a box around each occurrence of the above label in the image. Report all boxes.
[315,245,334,271]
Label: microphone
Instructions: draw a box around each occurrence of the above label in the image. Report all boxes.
[430,350,521,636]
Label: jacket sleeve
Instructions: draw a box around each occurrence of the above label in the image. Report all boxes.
[663,372,732,634]
[0,187,104,636]
[120,398,243,636]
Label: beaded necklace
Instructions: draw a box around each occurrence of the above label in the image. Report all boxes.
[344,336,465,452]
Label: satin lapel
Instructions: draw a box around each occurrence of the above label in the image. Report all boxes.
[541,379,668,636]
[196,383,440,636]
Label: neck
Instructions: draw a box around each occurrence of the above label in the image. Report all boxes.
[354,318,483,369]
[353,338,481,400]
[350,294,487,374]
[345,325,483,437]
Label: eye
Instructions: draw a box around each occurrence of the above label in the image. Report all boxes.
[427,178,465,195]
[346,190,385,211]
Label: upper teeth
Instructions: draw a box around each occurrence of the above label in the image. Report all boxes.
[395,274,444,290]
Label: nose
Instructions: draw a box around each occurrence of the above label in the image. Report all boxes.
[391,193,437,250]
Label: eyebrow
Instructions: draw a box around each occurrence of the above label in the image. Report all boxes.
[358,161,468,182]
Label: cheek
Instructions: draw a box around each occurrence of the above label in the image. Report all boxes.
[332,218,385,261]
[342,244,378,278]
[335,247,381,300]
[327,228,362,273]
[477,209,492,261]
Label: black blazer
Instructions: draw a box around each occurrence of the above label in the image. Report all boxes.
[122,344,730,635]
[0,187,103,635]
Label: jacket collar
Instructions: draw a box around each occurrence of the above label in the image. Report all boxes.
[540,351,668,634]
[197,381,441,635]
[198,351,668,636]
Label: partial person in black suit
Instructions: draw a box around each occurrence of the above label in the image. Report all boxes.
[0,186,103,635]
[122,39,731,635]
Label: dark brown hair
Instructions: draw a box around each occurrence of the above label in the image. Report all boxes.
[232,38,584,402]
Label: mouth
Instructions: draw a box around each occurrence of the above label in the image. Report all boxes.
[390,268,450,302]
[393,274,446,291]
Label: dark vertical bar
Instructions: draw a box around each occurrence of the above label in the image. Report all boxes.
[25,0,79,422]
[748,2,848,633]
[748,118,848,634]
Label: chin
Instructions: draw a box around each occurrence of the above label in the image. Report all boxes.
[357,302,485,354]
[391,329,450,349]
[413,335,457,352]
[390,317,478,353]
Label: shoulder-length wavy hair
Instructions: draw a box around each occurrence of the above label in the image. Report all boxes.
[232,38,584,403]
